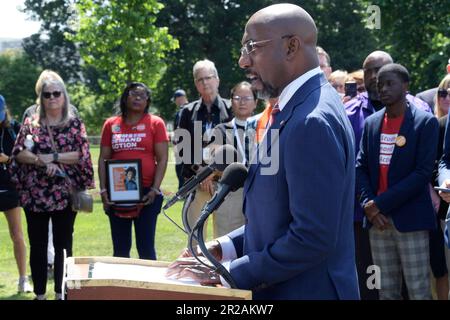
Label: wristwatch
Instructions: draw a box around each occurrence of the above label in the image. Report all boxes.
[53,152,59,163]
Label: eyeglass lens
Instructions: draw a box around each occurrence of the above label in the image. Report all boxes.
[43,91,62,99]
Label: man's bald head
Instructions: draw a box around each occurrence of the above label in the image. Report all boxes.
[249,3,318,48]
[239,4,320,98]
[363,51,393,68]
[363,50,394,100]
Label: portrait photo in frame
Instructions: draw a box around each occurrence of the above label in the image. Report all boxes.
[105,159,143,203]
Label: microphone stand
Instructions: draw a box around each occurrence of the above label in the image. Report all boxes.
[189,208,237,289]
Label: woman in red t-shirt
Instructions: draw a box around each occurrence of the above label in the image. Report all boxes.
[99,82,169,260]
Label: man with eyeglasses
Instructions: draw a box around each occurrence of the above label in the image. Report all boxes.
[168,3,359,300]
[176,59,232,244]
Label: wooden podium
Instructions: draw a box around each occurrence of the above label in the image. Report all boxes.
[63,256,252,300]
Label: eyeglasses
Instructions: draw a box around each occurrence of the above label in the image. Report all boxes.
[195,75,216,84]
[438,89,450,99]
[232,95,254,103]
[129,90,148,99]
[42,91,62,99]
[240,35,294,56]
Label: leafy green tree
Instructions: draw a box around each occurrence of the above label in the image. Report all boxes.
[361,0,450,93]
[22,0,82,83]
[0,50,42,120]
[71,0,179,101]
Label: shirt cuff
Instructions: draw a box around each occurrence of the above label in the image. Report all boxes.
[219,261,231,288]
[216,235,237,262]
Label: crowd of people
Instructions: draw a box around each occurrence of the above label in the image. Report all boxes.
[1,3,450,300]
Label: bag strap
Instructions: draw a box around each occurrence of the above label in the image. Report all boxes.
[45,122,58,153]
[45,122,73,188]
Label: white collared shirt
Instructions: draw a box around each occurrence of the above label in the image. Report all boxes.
[277,66,322,111]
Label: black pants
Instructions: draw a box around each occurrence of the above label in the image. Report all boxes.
[354,221,379,300]
[25,207,77,295]
[175,163,184,190]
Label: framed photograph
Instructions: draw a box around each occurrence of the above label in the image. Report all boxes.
[105,159,143,203]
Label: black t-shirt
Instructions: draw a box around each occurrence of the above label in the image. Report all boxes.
[177,96,232,179]
[211,120,253,166]
[0,120,21,189]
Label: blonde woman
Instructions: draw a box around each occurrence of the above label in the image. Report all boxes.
[10,79,94,300]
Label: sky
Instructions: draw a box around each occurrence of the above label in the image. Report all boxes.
[0,0,41,39]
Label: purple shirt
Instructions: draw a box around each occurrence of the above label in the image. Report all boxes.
[345,92,431,221]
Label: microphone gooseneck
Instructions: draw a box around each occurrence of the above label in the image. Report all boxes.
[190,162,248,289]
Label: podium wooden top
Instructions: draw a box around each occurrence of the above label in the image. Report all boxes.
[64,256,252,300]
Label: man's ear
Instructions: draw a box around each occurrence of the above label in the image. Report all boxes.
[403,82,409,93]
[286,36,301,60]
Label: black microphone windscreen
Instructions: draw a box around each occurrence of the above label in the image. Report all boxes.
[219,162,248,191]
[212,144,237,172]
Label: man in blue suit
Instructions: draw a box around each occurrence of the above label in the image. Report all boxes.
[356,64,438,299]
[167,3,359,300]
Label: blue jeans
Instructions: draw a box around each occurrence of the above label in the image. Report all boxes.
[107,190,163,260]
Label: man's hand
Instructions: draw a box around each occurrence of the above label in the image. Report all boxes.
[177,240,223,261]
[199,174,215,196]
[166,257,221,286]
[364,200,389,230]
[439,180,450,203]
[370,213,390,231]
[363,200,380,220]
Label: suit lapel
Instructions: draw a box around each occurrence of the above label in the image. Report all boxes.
[371,111,384,190]
[244,73,326,195]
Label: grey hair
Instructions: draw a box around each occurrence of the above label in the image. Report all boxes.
[38,78,73,126]
[192,59,219,80]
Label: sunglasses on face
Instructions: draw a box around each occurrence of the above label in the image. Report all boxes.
[438,89,450,99]
[42,91,62,99]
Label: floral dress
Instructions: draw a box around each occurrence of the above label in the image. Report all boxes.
[10,116,95,213]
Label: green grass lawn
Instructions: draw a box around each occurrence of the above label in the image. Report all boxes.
[0,145,213,300]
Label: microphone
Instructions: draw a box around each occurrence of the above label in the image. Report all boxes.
[198,162,248,220]
[163,144,237,210]
[192,162,248,289]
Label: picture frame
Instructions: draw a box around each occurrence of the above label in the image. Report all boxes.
[105,159,143,203]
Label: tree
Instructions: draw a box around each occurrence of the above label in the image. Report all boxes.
[0,50,42,119]
[361,0,450,93]
[71,0,179,100]
[22,0,82,83]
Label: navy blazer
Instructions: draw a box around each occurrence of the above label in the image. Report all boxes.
[227,73,360,300]
[356,104,438,232]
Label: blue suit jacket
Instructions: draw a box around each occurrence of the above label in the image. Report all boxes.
[227,73,359,300]
[356,104,438,232]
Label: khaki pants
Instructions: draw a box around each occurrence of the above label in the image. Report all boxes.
[213,188,245,238]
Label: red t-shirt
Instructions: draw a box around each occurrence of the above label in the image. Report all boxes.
[377,113,404,195]
[101,114,169,187]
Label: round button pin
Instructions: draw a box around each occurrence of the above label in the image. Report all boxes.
[396,135,406,147]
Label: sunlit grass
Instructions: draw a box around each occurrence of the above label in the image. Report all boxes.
[0,145,212,300]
